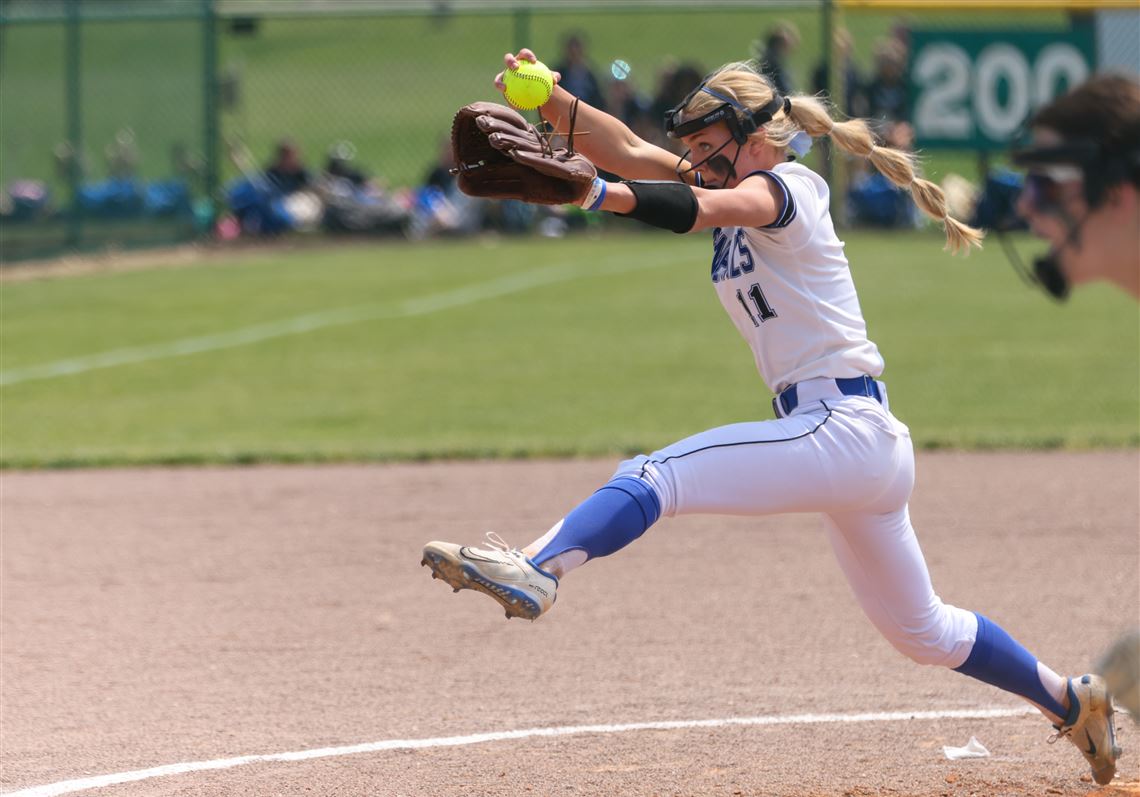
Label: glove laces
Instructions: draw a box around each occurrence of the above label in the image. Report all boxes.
[540,97,583,158]
[566,97,579,154]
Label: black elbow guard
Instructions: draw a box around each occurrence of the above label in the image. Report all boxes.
[620,180,699,234]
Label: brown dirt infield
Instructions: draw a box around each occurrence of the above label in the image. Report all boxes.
[3,451,1138,796]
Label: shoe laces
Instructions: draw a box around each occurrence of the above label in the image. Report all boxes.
[1047,709,1076,744]
[483,531,515,554]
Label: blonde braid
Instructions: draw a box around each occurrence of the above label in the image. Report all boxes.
[784,95,984,255]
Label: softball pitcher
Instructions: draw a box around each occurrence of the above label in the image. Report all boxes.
[423,49,1120,784]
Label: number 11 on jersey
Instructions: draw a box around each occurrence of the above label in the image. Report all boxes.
[736,282,777,326]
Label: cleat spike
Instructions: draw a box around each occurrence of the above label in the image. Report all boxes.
[453,587,460,593]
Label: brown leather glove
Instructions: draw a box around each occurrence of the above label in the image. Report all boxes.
[450,101,596,205]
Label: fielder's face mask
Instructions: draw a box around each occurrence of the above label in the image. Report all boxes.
[665,83,787,185]
[1001,131,1140,300]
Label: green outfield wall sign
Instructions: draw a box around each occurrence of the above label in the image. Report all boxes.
[908,28,1096,150]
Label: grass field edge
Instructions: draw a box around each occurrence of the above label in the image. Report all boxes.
[4,435,1138,470]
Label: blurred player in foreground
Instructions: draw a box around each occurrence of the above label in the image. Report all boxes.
[1011,73,1140,723]
[1011,74,1139,300]
[424,49,1121,783]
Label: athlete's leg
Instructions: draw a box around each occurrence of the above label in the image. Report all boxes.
[423,408,842,616]
[823,506,1069,722]
[824,502,1120,784]
[523,407,844,577]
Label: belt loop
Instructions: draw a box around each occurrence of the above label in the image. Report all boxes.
[772,397,782,419]
[867,375,881,403]
[781,384,797,416]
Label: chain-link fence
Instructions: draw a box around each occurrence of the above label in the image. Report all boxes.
[2,0,1136,262]
[215,2,836,190]
[0,0,214,261]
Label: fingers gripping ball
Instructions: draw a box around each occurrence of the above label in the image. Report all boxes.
[504,60,554,110]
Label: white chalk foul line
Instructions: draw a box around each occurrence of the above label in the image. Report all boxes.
[0,253,678,387]
[3,706,1034,797]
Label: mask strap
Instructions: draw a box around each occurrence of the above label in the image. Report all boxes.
[997,207,1089,301]
[699,85,744,110]
[670,136,743,183]
[674,135,740,179]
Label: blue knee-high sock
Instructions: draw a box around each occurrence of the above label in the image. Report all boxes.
[954,613,1067,718]
[531,477,661,566]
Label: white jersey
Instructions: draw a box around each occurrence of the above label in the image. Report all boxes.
[708,161,883,394]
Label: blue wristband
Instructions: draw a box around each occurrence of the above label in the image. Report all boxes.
[581,177,607,211]
[589,180,607,211]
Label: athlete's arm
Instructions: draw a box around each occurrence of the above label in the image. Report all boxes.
[589,173,784,234]
[688,174,786,231]
[540,86,689,182]
[498,50,694,184]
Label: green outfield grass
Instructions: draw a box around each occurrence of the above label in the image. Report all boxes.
[2,230,1136,468]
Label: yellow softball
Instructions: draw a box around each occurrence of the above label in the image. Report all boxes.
[503,60,554,110]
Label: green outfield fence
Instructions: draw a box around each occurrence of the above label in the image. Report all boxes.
[1,0,1136,262]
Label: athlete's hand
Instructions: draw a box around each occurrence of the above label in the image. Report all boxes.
[494,49,561,93]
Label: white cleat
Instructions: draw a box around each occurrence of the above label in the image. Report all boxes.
[421,532,558,620]
[1049,673,1121,785]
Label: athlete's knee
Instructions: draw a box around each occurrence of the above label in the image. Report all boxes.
[884,603,977,668]
[611,455,676,516]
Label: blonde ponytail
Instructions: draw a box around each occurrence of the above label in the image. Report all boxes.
[785,95,983,255]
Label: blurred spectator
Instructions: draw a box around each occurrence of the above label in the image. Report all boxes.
[846,121,920,229]
[53,141,87,184]
[265,139,314,195]
[649,60,706,155]
[607,74,653,135]
[865,37,909,128]
[104,128,140,179]
[1,180,53,223]
[138,144,195,220]
[324,141,370,186]
[223,138,321,236]
[889,19,913,57]
[554,32,606,110]
[970,168,1028,232]
[62,129,195,221]
[408,137,488,239]
[318,141,409,236]
[753,21,800,96]
[422,136,457,193]
[171,142,204,186]
[812,27,866,118]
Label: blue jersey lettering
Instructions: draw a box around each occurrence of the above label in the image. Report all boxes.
[711,227,756,284]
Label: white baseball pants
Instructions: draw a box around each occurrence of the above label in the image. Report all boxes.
[612,387,979,669]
